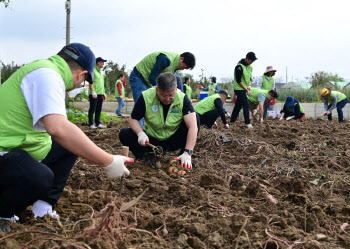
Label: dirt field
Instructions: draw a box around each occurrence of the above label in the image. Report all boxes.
[1,118,350,249]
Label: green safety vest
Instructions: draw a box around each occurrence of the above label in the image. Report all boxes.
[328,91,347,103]
[194,93,221,115]
[208,83,218,96]
[184,83,192,99]
[234,63,253,90]
[247,88,269,104]
[88,66,105,95]
[136,52,180,86]
[115,79,125,98]
[286,102,304,114]
[261,75,274,90]
[143,87,185,140]
[0,55,74,161]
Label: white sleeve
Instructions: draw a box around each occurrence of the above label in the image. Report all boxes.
[257,77,263,89]
[21,68,67,131]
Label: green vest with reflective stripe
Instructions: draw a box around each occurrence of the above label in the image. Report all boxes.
[234,63,253,90]
[115,79,125,98]
[328,91,347,103]
[287,103,304,114]
[136,52,180,86]
[195,93,221,115]
[261,75,274,90]
[0,55,74,161]
[247,88,268,104]
[208,83,218,96]
[89,66,104,95]
[184,84,192,99]
[143,88,185,141]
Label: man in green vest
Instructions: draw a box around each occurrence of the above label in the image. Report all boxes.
[88,57,107,129]
[230,52,257,128]
[119,72,200,169]
[195,90,230,129]
[115,73,126,116]
[248,88,278,123]
[183,77,192,99]
[321,88,348,122]
[0,43,132,228]
[129,52,196,127]
[199,76,219,96]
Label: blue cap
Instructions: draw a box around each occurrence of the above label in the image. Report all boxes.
[211,76,216,82]
[285,96,295,107]
[60,43,96,84]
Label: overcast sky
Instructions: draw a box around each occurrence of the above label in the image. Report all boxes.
[1,0,349,83]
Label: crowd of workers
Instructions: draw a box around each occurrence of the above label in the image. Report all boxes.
[0,43,348,230]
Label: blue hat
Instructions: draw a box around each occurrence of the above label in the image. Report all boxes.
[60,43,96,84]
[211,76,216,82]
[285,96,295,107]
[96,57,107,63]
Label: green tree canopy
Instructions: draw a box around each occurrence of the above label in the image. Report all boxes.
[308,71,344,89]
[1,0,10,7]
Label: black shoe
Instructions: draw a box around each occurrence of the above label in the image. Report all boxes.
[0,221,11,233]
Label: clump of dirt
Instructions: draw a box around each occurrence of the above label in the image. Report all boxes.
[1,118,350,248]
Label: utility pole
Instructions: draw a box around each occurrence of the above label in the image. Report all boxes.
[65,0,71,45]
[286,66,288,84]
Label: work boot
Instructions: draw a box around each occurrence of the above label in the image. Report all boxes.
[97,124,107,129]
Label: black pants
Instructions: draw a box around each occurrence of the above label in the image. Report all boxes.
[0,140,77,217]
[198,110,220,128]
[230,90,250,124]
[119,114,200,159]
[88,95,104,126]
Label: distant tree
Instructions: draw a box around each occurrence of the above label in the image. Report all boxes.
[1,0,10,7]
[307,71,344,89]
[1,62,25,84]
[103,61,130,97]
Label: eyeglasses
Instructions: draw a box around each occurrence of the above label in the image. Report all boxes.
[158,94,175,100]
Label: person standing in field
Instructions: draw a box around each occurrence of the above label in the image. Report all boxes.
[279,96,305,121]
[88,57,107,129]
[199,77,219,96]
[230,52,257,128]
[183,77,192,99]
[321,88,348,123]
[129,52,196,127]
[0,43,132,230]
[115,74,126,117]
[257,66,277,111]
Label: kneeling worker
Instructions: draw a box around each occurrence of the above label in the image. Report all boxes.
[119,73,199,169]
[280,96,305,121]
[195,90,231,129]
[247,88,278,123]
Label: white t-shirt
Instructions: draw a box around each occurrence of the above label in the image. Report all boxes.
[0,68,67,156]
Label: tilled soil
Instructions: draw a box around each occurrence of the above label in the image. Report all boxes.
[1,118,350,249]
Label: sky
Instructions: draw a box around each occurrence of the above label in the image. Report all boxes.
[1,0,350,83]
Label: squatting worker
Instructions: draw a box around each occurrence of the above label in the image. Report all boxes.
[129,51,196,127]
[280,96,305,121]
[257,66,277,111]
[230,52,257,129]
[88,57,107,130]
[0,43,133,225]
[195,90,231,129]
[198,76,219,96]
[183,77,192,99]
[321,88,348,123]
[248,88,278,123]
[119,72,200,169]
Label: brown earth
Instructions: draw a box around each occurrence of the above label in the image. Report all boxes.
[1,118,350,249]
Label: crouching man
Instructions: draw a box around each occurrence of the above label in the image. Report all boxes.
[247,88,278,123]
[119,73,199,169]
[195,90,231,129]
[0,43,132,229]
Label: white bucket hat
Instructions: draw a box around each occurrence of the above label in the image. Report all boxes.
[264,66,276,74]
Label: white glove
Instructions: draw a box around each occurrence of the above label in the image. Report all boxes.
[174,152,192,169]
[327,110,331,115]
[248,86,251,91]
[247,91,252,97]
[120,96,123,99]
[137,132,149,146]
[32,200,59,219]
[92,91,97,99]
[211,88,215,91]
[286,116,293,121]
[103,155,132,178]
[279,116,284,121]
[252,109,258,116]
[224,124,229,129]
[225,112,231,119]
[260,117,263,123]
